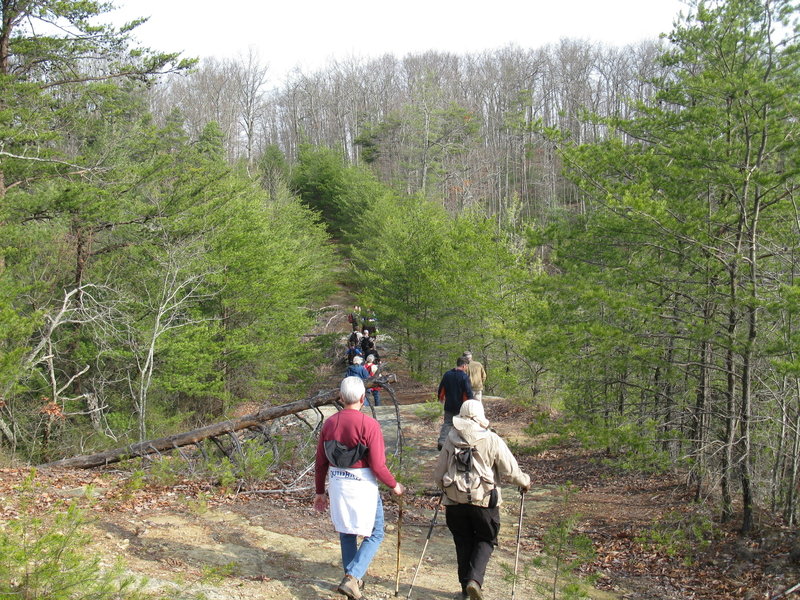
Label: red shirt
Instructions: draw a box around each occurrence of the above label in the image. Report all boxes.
[315,408,397,494]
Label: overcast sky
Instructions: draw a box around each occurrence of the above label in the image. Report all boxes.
[110,0,687,84]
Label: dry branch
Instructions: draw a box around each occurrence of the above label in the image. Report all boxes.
[38,376,401,470]
[38,388,343,470]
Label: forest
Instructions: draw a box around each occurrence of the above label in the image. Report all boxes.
[1,1,800,592]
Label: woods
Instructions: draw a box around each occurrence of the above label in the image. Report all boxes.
[0,2,336,461]
[3,0,800,548]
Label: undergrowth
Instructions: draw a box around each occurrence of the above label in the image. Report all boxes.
[521,413,675,474]
[0,471,143,600]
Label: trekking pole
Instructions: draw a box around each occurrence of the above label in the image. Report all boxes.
[511,489,526,600]
[406,493,443,600]
[394,496,404,596]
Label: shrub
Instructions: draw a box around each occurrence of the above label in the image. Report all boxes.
[0,471,142,600]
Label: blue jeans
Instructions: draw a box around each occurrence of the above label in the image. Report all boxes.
[364,389,381,406]
[339,496,385,580]
[438,411,455,448]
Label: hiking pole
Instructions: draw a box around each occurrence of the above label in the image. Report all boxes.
[394,496,403,596]
[511,489,526,600]
[406,493,443,600]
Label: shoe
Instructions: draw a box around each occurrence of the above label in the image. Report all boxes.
[465,580,484,600]
[337,574,363,599]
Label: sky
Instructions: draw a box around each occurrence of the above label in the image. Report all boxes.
[110,0,687,84]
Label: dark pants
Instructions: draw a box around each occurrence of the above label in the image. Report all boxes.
[445,503,500,590]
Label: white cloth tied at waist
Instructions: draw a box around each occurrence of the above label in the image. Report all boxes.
[328,467,378,536]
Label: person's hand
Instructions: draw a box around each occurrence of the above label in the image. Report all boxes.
[313,493,329,512]
[392,482,405,496]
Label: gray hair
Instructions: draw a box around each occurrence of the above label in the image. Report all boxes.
[340,376,366,405]
[462,351,473,360]
[353,355,364,364]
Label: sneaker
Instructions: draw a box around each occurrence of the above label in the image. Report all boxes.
[465,580,484,600]
[337,574,363,599]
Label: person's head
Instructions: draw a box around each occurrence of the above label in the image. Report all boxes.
[353,355,364,365]
[462,351,473,362]
[340,376,366,406]
[363,329,369,336]
[454,399,489,429]
[456,356,469,370]
[366,354,375,364]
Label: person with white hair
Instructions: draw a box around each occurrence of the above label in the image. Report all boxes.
[434,400,530,600]
[345,354,370,380]
[364,354,381,406]
[360,330,376,358]
[314,377,405,599]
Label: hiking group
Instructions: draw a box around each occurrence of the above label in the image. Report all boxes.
[315,330,530,600]
[344,311,381,407]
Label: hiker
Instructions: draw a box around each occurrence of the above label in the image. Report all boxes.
[360,330,376,359]
[348,329,363,347]
[437,356,474,450]
[364,354,381,407]
[434,400,530,600]
[345,343,363,365]
[462,351,487,402]
[314,376,405,599]
[347,305,362,332]
[362,308,378,335]
[345,355,370,380]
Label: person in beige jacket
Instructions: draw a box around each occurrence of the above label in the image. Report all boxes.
[433,400,530,600]
[463,352,486,401]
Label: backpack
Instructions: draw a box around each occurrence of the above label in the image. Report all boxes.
[441,443,497,507]
[324,413,368,468]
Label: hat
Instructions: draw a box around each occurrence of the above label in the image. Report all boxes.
[453,399,489,430]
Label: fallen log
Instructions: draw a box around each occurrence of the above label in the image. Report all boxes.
[38,387,343,470]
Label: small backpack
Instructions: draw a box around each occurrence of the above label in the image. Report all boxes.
[324,413,368,468]
[441,443,497,506]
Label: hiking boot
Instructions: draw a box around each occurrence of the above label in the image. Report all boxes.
[465,580,484,600]
[337,574,363,599]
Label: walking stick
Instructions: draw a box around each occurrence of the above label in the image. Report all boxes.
[406,494,443,600]
[511,489,526,600]
[395,496,403,596]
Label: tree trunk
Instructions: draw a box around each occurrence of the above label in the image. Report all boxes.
[39,388,342,470]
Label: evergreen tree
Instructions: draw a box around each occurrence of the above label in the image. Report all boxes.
[536,0,800,531]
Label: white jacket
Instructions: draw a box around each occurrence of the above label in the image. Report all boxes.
[433,420,530,507]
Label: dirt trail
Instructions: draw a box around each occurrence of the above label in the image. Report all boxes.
[77,398,619,600]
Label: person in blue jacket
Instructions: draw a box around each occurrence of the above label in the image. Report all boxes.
[345,355,370,380]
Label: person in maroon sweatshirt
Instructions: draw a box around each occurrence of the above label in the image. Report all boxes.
[314,376,405,599]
